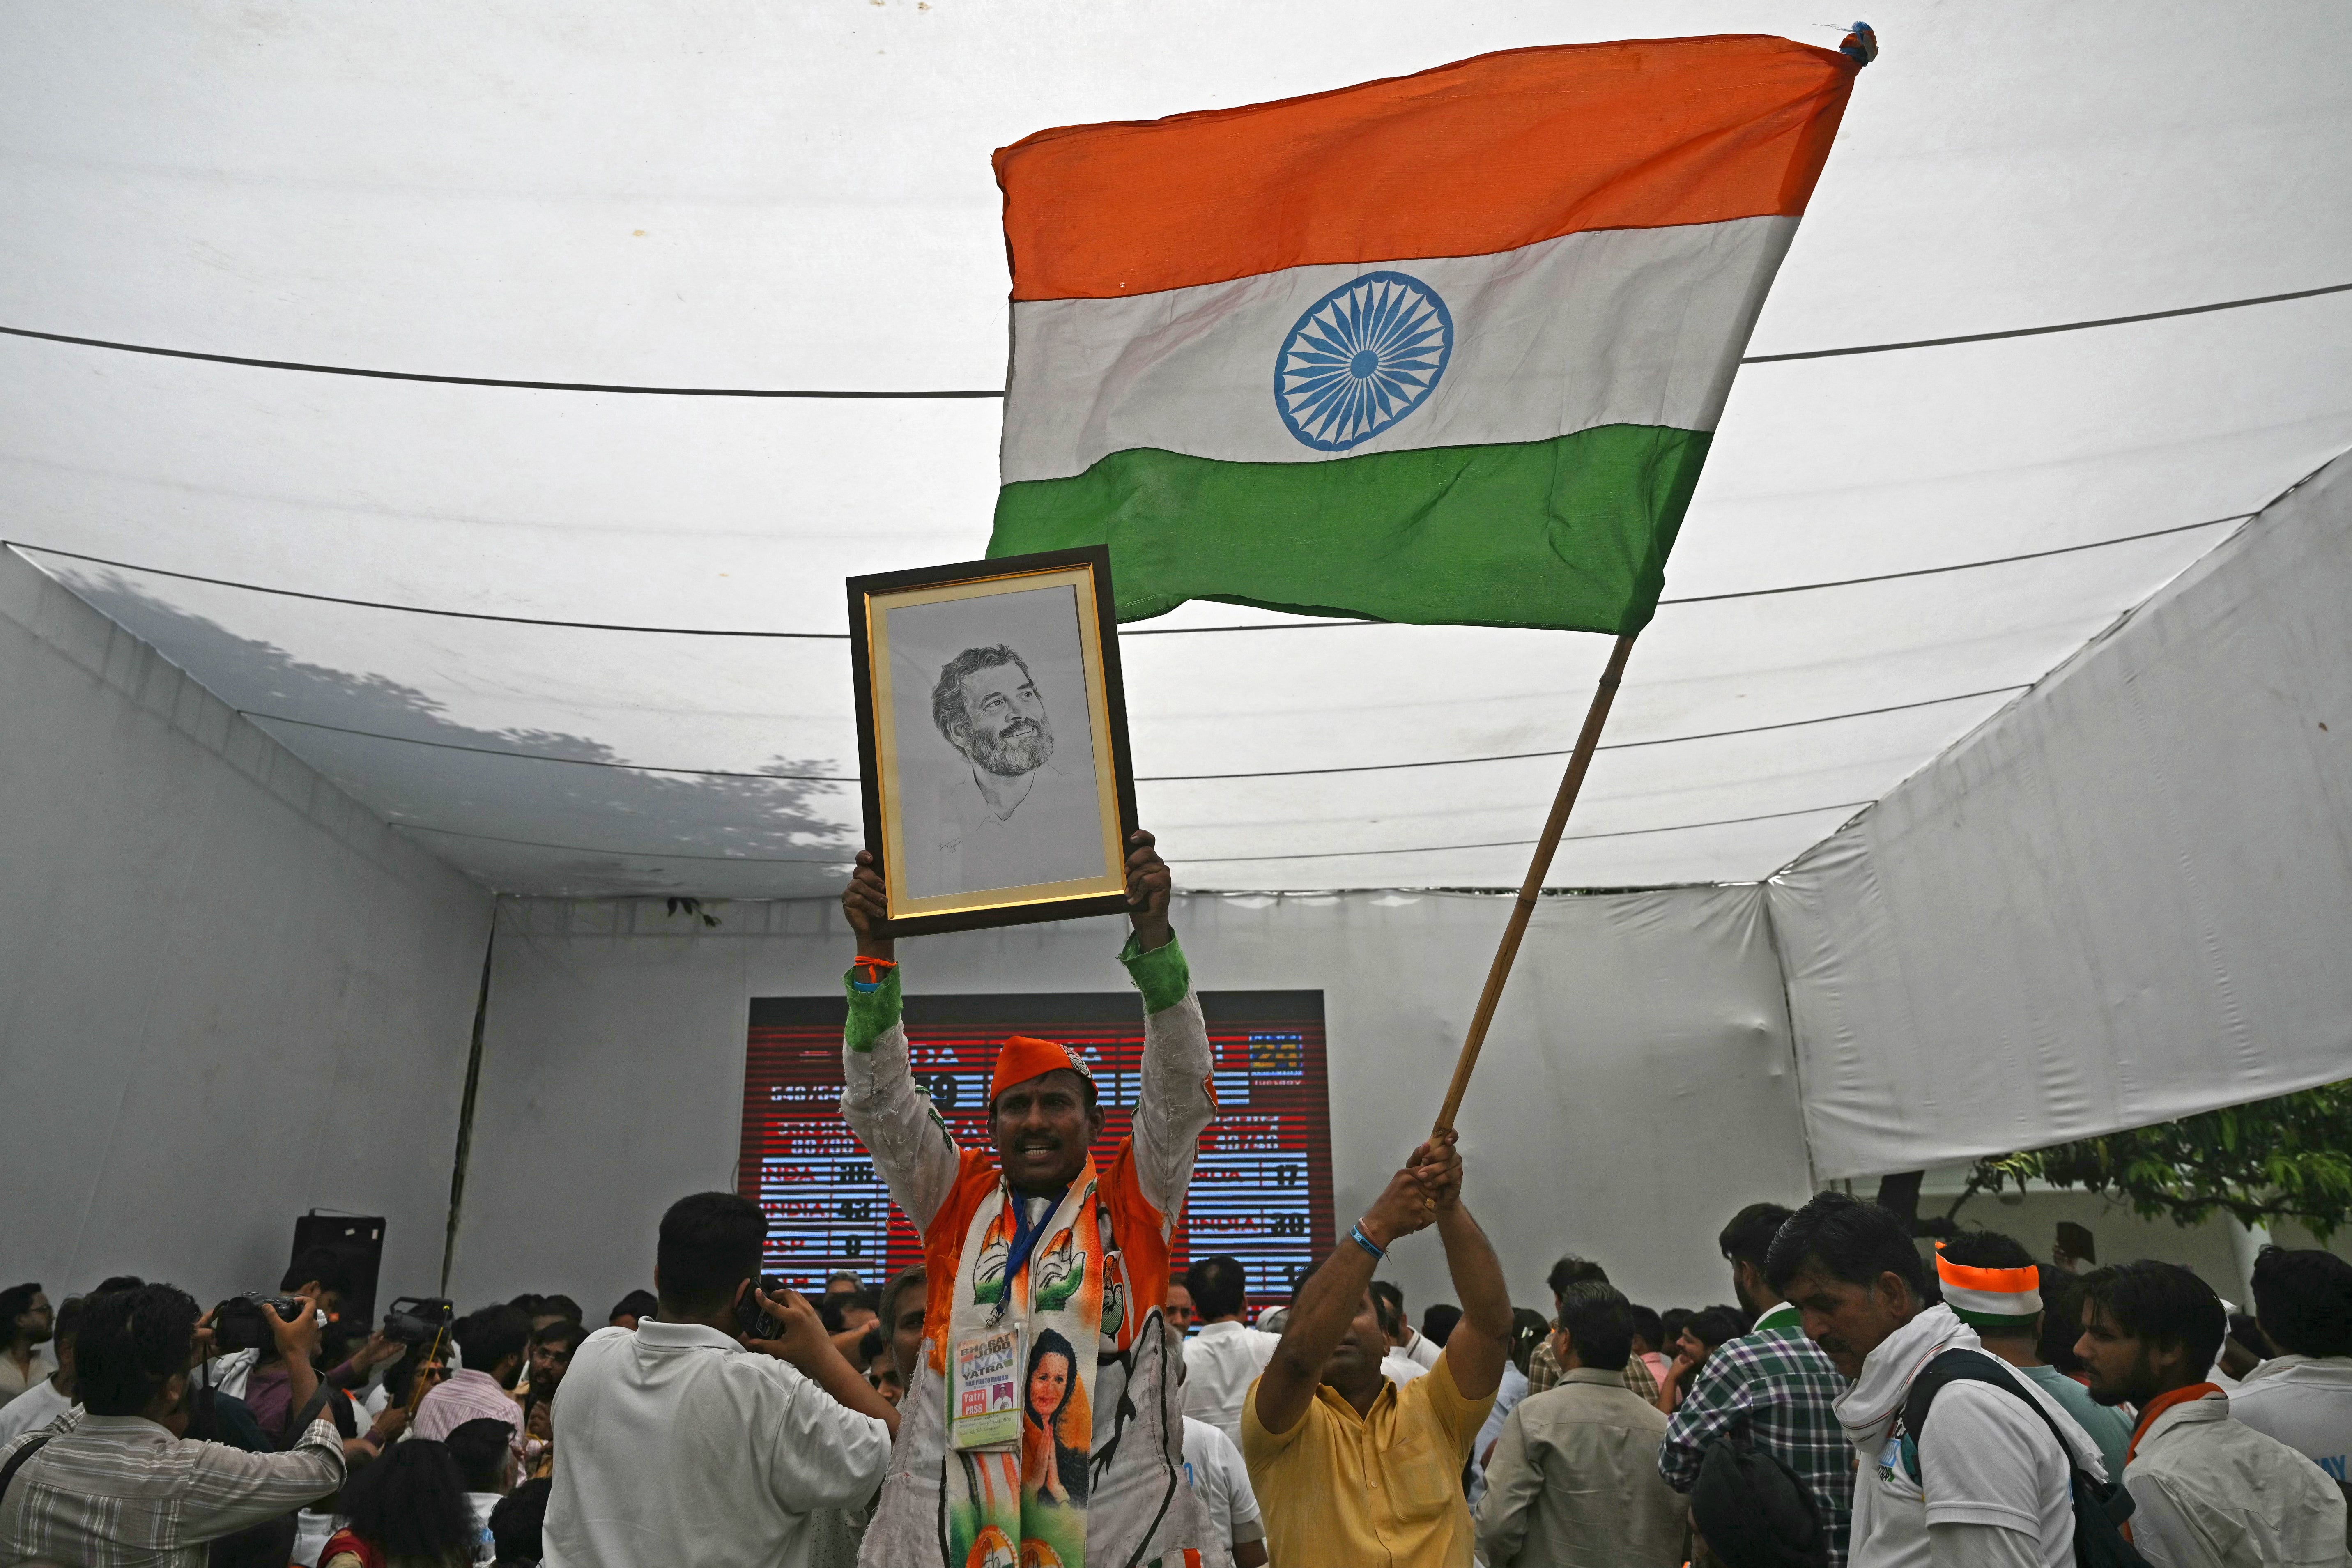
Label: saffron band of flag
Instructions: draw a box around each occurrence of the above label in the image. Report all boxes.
[987,35,1858,634]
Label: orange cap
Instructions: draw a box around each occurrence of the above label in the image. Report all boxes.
[989,1035,1094,1104]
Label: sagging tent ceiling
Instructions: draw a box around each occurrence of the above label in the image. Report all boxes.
[3,2,2348,898]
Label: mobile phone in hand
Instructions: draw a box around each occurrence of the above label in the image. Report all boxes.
[736,1278,786,1342]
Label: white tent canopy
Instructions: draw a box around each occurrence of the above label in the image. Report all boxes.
[3,3,2350,1302]
[6,1,2348,897]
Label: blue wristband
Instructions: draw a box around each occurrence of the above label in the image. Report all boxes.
[1349,1221,1387,1261]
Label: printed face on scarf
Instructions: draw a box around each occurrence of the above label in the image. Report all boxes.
[991,1068,1103,1196]
[1781,1259,1919,1379]
[1028,1346,1072,1423]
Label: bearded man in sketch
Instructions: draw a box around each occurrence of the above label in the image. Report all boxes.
[911,644,1102,896]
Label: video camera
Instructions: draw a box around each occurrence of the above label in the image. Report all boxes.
[210,1292,314,1354]
[382,1295,454,1348]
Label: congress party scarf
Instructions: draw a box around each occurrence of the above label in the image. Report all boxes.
[943,1157,1115,1568]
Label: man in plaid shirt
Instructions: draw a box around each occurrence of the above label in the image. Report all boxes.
[1659,1203,1853,1567]
[0,1284,345,1567]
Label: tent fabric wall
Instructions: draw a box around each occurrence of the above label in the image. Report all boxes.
[0,545,492,1306]
[452,885,1808,1324]
[1770,453,2352,1180]
[9,3,2347,898]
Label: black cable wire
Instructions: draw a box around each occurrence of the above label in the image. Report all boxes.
[389,797,1873,866]
[239,711,856,781]
[4,510,2248,641]
[2,542,841,638]
[0,325,1004,398]
[1145,685,2030,781]
[1180,800,1876,863]
[1655,513,2244,605]
[1739,280,2352,363]
[241,680,2028,784]
[390,821,854,863]
[6,280,2341,391]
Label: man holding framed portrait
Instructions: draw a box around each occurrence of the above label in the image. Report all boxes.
[835,831,1225,1568]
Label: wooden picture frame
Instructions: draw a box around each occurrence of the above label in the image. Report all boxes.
[847,546,1138,937]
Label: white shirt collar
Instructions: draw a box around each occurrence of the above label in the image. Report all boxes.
[632,1319,745,1353]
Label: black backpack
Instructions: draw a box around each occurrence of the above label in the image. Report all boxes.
[1900,1349,2151,1568]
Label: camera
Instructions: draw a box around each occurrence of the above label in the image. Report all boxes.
[211,1292,314,1354]
[382,1295,454,1347]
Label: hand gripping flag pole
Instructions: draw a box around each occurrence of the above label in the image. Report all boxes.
[1432,633,1635,1137]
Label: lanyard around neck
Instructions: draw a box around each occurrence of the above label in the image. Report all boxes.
[994,1186,1069,1323]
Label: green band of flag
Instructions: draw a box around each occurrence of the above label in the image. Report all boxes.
[989,424,1711,635]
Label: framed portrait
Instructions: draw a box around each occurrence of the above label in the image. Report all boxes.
[847,546,1138,936]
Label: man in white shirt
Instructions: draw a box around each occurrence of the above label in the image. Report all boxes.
[0,1293,79,1444]
[0,1283,56,1408]
[2074,1259,2345,1568]
[1370,1280,1431,1386]
[1181,1415,1269,1567]
[1181,1255,1281,1446]
[1371,1282,1442,1386]
[543,1191,897,1568]
[1767,1191,2103,1568]
[2229,1244,2352,1489]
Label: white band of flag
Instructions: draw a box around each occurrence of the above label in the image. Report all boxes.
[1002,215,1796,485]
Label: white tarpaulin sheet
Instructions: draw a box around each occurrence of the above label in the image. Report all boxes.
[4,2,2348,897]
[455,886,1810,1318]
[1770,454,2352,1179]
[0,546,490,1303]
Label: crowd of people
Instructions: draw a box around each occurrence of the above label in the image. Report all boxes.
[5,837,2351,1568]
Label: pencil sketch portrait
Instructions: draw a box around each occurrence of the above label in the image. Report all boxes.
[887,583,1105,899]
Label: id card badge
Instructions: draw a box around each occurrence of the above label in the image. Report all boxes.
[949,1324,1024,1451]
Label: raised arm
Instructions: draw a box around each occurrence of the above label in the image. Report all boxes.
[1120,831,1216,1217]
[1423,1137,1511,1402]
[1252,1161,1439,1437]
[837,852,963,1231]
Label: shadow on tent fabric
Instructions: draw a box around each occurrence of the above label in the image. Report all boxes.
[53,571,855,898]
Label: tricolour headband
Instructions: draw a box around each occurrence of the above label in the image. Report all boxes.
[1934,1243,2042,1318]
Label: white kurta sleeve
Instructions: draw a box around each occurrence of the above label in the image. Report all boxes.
[1926,1521,2050,1568]
[1121,934,1216,1221]
[765,1368,895,1513]
[838,967,963,1232]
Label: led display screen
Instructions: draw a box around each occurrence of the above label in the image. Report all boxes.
[739,991,1331,1303]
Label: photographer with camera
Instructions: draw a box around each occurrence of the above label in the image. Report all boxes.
[542,1191,896,1568]
[0,1283,347,1563]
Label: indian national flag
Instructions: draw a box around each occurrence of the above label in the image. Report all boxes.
[987,36,1858,633]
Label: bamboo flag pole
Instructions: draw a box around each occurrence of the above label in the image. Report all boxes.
[1432,632,1637,1135]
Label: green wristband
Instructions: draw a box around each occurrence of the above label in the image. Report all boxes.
[1119,932,1191,1014]
[843,965,902,1053]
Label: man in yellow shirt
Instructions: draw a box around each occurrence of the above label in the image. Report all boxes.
[1242,1134,1512,1567]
